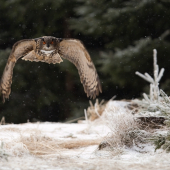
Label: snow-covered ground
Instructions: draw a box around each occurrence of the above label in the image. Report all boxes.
[0,101,170,170]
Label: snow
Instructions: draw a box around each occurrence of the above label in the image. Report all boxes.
[0,101,170,170]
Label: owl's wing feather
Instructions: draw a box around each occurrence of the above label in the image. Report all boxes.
[59,39,102,99]
[0,39,36,102]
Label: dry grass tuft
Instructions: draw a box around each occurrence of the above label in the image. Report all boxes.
[59,139,100,149]
[0,117,5,125]
[98,104,143,152]
[4,140,29,156]
[3,129,100,156]
[86,99,106,121]
[0,127,21,132]
[20,134,100,155]
[84,100,144,152]
[19,130,59,156]
[107,113,139,147]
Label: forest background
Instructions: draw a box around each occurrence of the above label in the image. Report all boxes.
[0,0,170,123]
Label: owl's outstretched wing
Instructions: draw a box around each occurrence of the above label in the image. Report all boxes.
[59,39,102,99]
[0,39,36,103]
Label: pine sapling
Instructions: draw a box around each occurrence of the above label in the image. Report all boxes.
[135,49,165,104]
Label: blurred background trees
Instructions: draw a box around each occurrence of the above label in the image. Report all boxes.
[0,0,170,123]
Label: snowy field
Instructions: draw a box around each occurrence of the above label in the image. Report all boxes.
[0,101,170,170]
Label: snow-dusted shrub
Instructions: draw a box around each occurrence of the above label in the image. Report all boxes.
[105,112,139,147]
[97,101,149,152]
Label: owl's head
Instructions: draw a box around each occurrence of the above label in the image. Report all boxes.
[40,36,59,51]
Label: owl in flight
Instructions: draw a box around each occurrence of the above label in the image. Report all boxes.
[0,36,102,103]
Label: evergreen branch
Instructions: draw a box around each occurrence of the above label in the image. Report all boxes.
[144,73,154,83]
[157,68,165,82]
[143,93,150,103]
[135,71,152,83]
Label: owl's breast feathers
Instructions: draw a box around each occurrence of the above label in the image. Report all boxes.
[22,48,63,64]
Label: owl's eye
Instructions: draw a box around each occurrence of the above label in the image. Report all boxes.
[43,41,46,45]
[51,41,53,44]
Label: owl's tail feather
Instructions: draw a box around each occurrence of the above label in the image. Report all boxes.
[0,57,16,103]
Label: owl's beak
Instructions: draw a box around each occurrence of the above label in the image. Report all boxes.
[47,43,50,48]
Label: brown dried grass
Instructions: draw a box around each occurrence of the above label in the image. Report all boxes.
[20,135,100,155]
[86,99,106,121]
[0,127,21,132]
[4,129,100,156]
[0,117,5,125]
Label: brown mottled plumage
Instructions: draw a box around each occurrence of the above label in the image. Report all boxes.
[0,36,102,103]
